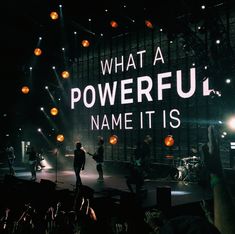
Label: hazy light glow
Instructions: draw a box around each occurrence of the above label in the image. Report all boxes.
[226,79,231,84]
[227,117,235,130]
[171,191,191,195]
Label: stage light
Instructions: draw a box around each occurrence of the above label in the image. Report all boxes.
[109,135,118,145]
[227,117,235,130]
[34,48,42,56]
[50,11,59,20]
[165,155,174,159]
[57,134,64,142]
[110,20,118,28]
[82,40,90,47]
[61,70,70,79]
[164,135,174,147]
[39,37,42,40]
[226,78,231,84]
[50,107,59,116]
[45,86,48,90]
[29,67,32,70]
[216,39,220,44]
[40,107,44,111]
[145,20,153,29]
[52,66,56,70]
[38,128,41,132]
[21,86,30,94]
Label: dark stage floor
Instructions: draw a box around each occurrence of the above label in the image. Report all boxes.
[0,159,215,210]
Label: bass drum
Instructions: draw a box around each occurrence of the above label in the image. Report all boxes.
[176,166,188,180]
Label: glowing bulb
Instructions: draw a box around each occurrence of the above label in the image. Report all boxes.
[164,135,174,147]
[57,134,64,142]
[82,40,90,47]
[21,86,30,94]
[110,20,118,28]
[50,11,59,20]
[109,135,118,145]
[34,48,42,56]
[145,20,153,29]
[50,107,59,116]
[61,70,70,79]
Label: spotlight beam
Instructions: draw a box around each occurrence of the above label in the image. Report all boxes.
[70,20,96,36]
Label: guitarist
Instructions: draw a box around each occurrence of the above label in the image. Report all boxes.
[87,137,104,182]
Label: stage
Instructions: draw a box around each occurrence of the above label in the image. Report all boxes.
[0,159,215,210]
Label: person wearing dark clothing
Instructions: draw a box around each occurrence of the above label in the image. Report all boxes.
[74,142,86,190]
[126,135,152,199]
[139,135,152,178]
[126,158,145,195]
[26,146,37,181]
[5,145,16,176]
[88,137,104,182]
[131,134,152,178]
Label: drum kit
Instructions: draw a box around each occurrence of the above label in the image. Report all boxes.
[173,156,203,182]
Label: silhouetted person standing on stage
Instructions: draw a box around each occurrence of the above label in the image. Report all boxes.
[26,146,37,181]
[5,145,16,176]
[88,137,104,182]
[74,142,86,190]
[136,134,152,178]
[126,135,152,198]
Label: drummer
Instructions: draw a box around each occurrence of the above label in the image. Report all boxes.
[189,146,198,158]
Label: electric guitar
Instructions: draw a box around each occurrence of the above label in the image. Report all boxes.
[87,152,98,161]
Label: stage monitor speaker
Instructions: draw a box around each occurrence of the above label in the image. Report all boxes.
[40,179,56,191]
[156,186,171,211]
